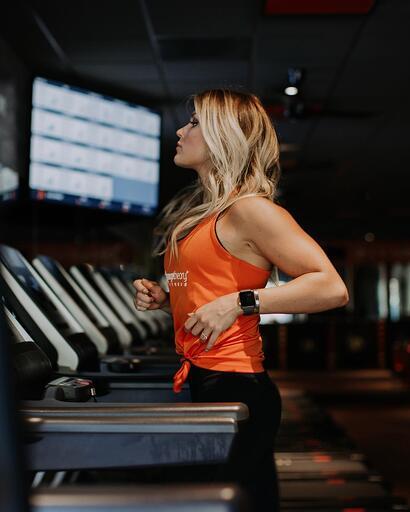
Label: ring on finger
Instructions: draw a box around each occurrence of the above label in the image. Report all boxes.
[200,332,209,341]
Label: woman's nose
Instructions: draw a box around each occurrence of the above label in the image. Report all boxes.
[176,125,186,138]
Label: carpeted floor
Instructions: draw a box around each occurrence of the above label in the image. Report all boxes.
[326,403,410,505]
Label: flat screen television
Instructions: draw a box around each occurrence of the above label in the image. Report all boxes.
[0,82,19,202]
[29,76,161,215]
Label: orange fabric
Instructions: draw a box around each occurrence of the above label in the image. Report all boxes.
[173,359,191,394]
[164,211,271,393]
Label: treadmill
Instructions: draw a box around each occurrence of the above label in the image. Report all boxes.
[0,244,184,383]
[69,263,164,352]
[274,390,401,510]
[5,305,249,471]
[33,255,176,363]
[70,262,176,357]
[0,300,247,512]
[0,250,187,402]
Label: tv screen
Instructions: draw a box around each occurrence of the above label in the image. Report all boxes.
[29,77,161,215]
[0,82,19,202]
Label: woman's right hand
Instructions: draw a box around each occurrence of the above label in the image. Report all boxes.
[132,278,169,311]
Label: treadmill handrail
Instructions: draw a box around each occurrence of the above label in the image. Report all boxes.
[33,258,109,354]
[70,266,132,348]
[21,402,249,421]
[4,306,33,342]
[55,260,109,327]
[92,271,147,340]
[23,414,238,434]
[30,484,243,510]
[24,257,84,336]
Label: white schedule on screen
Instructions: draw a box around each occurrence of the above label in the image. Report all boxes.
[29,77,161,214]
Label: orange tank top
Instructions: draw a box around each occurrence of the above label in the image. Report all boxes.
[164,209,271,393]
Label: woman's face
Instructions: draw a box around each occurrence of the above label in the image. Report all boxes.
[174,111,211,176]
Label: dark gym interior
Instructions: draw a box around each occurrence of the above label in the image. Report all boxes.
[1,1,410,511]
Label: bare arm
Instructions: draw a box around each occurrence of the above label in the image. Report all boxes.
[229,197,349,315]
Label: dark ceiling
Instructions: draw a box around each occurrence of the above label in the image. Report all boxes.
[1,0,410,241]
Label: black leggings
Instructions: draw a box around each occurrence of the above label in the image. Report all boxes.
[188,364,282,512]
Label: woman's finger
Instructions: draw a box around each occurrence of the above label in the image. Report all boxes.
[183,314,198,332]
[136,294,153,306]
[205,331,220,352]
[191,322,207,337]
[199,328,212,344]
[141,278,158,294]
[133,297,146,311]
[133,294,153,310]
[133,278,150,294]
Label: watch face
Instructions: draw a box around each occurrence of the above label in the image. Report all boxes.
[240,290,255,307]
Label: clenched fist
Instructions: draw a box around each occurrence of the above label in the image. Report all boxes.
[133,278,169,311]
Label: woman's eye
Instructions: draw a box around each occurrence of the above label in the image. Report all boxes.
[190,119,198,126]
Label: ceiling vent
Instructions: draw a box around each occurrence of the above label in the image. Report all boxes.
[157,37,252,61]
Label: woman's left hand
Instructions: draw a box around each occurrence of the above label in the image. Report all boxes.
[183,292,242,352]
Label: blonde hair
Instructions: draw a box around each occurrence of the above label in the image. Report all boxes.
[152,88,282,285]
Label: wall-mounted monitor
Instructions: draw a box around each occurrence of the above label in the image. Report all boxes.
[29,77,161,215]
[0,82,19,202]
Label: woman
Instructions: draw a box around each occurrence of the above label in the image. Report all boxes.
[133,89,349,511]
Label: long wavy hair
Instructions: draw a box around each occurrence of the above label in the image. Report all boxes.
[152,88,282,284]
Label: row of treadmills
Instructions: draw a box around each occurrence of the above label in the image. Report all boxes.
[0,243,408,511]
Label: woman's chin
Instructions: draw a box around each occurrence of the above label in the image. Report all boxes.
[174,156,190,168]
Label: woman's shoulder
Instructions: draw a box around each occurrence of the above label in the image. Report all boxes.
[226,196,298,239]
[229,196,287,220]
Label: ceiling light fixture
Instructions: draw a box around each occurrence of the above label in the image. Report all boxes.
[283,67,304,96]
[284,86,298,96]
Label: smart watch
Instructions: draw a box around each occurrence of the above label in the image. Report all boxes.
[238,289,260,315]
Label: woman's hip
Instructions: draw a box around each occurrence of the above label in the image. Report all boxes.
[188,364,282,427]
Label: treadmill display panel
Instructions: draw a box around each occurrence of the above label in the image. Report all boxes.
[0,246,42,295]
[0,246,69,331]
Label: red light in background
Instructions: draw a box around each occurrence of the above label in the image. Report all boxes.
[264,0,375,15]
[313,454,332,462]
